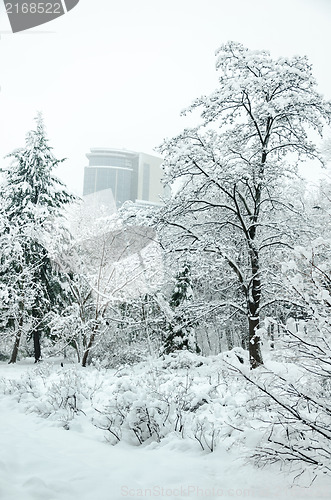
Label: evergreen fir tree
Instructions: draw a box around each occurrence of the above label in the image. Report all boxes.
[1,114,77,363]
[163,264,200,355]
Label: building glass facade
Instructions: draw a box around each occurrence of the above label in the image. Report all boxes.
[83,148,163,207]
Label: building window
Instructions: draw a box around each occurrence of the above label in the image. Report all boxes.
[116,169,132,205]
[83,167,97,195]
[89,155,131,168]
[142,163,150,200]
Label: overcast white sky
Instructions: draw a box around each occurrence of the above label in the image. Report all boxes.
[0,0,330,195]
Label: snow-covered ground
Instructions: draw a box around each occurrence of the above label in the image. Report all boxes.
[0,358,330,500]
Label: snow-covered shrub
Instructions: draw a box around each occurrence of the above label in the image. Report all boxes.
[0,363,105,429]
[227,359,331,482]
[35,369,87,424]
[192,416,221,452]
[92,378,172,445]
[91,349,251,451]
[0,370,43,400]
[160,350,205,370]
[247,241,331,480]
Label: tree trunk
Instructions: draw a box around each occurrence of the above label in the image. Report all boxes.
[248,247,263,369]
[31,305,42,362]
[8,318,23,364]
[33,329,41,362]
[9,306,24,364]
[225,326,234,351]
[248,313,263,369]
[73,340,81,363]
[269,322,275,349]
[82,332,96,367]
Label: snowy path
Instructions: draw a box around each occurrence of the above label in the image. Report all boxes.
[0,395,230,500]
[0,394,244,500]
[0,387,330,499]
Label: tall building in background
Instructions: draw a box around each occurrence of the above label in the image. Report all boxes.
[83,148,164,206]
